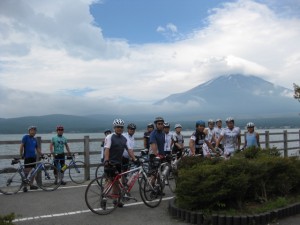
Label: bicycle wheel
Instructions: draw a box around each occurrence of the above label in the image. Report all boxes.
[85,176,119,215]
[69,161,86,184]
[166,167,176,193]
[0,167,23,195]
[95,163,104,178]
[37,163,61,191]
[139,174,163,208]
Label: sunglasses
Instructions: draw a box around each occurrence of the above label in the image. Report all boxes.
[157,123,164,125]
[57,129,64,131]
[115,126,124,129]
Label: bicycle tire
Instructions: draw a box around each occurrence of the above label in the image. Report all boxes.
[37,163,61,191]
[139,174,163,208]
[69,160,86,184]
[0,167,23,195]
[166,167,176,193]
[85,176,119,215]
[95,163,104,178]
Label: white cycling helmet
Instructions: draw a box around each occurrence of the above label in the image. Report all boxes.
[113,118,125,127]
[247,122,255,128]
[216,119,222,123]
[226,117,234,123]
[208,119,215,125]
[174,124,182,129]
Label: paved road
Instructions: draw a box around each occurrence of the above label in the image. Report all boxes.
[0,182,299,225]
[0,181,188,225]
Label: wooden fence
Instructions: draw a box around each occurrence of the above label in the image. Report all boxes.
[0,130,299,181]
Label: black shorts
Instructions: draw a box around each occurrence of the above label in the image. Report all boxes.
[24,157,37,168]
[105,163,121,179]
[54,153,65,167]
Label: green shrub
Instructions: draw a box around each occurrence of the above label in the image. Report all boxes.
[0,213,15,225]
[175,148,300,212]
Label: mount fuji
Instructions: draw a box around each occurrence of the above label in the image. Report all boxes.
[154,74,298,118]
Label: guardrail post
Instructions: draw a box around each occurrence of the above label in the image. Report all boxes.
[265,131,269,149]
[36,136,42,182]
[283,130,288,158]
[84,136,90,180]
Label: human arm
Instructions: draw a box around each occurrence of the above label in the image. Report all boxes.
[256,132,260,147]
[65,143,71,156]
[19,143,24,158]
[189,139,195,156]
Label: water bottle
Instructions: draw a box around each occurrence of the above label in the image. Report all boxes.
[162,164,170,177]
[127,171,137,186]
[61,164,68,172]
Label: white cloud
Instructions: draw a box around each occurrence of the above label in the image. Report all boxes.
[0,0,300,118]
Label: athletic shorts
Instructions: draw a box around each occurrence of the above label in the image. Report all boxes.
[24,157,37,168]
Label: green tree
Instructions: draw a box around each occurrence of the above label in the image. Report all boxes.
[294,83,300,102]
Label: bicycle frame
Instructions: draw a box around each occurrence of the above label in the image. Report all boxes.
[103,164,152,196]
[17,160,45,183]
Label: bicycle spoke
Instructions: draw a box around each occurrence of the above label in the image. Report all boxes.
[0,168,23,195]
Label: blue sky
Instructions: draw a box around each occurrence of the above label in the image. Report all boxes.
[90,0,236,44]
[0,0,300,118]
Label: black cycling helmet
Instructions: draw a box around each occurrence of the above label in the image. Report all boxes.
[127,123,137,130]
[104,129,111,135]
[154,116,164,124]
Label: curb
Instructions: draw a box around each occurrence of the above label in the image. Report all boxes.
[168,198,300,225]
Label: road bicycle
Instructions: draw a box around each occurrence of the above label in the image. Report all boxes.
[51,153,86,184]
[85,157,163,215]
[0,155,61,195]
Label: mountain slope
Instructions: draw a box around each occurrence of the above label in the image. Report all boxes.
[154,74,298,116]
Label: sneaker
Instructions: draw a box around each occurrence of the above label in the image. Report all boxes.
[113,200,124,208]
[60,181,67,185]
[30,185,38,190]
[23,186,28,192]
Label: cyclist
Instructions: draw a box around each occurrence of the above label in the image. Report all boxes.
[189,120,216,157]
[100,129,111,162]
[243,122,260,149]
[19,126,42,192]
[50,125,71,185]
[149,117,165,156]
[214,119,224,151]
[215,117,241,158]
[122,123,137,172]
[163,122,172,155]
[143,123,154,152]
[104,119,138,207]
[172,124,184,158]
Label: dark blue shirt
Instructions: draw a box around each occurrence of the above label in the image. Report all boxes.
[149,129,165,155]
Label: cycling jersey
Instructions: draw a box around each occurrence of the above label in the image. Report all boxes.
[143,131,151,149]
[221,127,241,155]
[206,128,215,143]
[51,135,68,154]
[149,129,165,155]
[104,133,129,164]
[214,127,224,144]
[164,131,173,153]
[190,131,209,154]
[245,132,258,148]
[21,134,38,158]
[172,132,184,153]
[122,132,135,159]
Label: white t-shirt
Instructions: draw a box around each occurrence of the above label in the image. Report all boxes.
[214,127,224,144]
[122,132,135,159]
[164,132,173,152]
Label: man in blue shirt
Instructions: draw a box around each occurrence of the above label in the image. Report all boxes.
[149,116,165,156]
[19,126,42,192]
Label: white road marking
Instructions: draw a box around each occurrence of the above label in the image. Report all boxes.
[13,196,174,223]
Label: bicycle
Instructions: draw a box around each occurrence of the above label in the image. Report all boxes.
[85,157,163,215]
[0,155,61,195]
[51,153,86,184]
